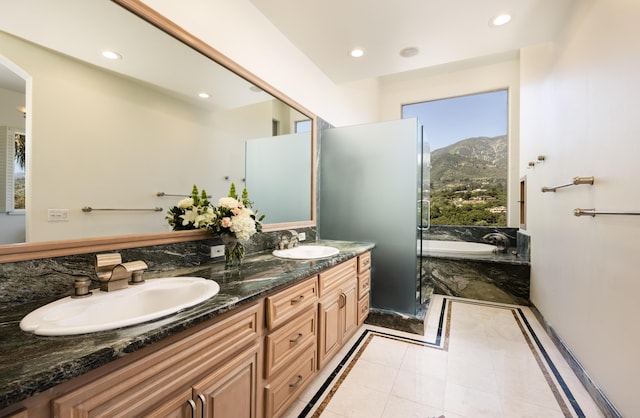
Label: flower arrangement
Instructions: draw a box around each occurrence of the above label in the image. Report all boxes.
[165,185,213,230]
[166,183,264,267]
[209,183,264,266]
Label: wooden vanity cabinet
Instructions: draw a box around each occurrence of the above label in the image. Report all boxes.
[317,258,358,369]
[53,303,261,418]
[264,276,319,418]
[357,252,371,325]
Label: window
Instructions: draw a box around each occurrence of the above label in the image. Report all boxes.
[2,127,25,212]
[295,119,312,133]
[402,90,508,226]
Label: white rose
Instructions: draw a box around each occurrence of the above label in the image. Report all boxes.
[178,197,194,209]
[218,197,239,209]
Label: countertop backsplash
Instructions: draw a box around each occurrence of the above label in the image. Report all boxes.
[0,227,317,308]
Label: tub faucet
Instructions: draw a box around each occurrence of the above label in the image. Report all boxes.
[482,232,510,253]
[277,230,299,250]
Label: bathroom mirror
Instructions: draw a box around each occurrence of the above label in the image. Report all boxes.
[0,0,315,259]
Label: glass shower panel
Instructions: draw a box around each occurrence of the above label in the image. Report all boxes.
[319,118,420,315]
[418,125,431,305]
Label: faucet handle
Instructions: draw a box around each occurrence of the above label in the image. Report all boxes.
[95,253,122,281]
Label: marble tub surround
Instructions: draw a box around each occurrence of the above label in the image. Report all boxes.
[0,237,362,410]
[425,225,521,255]
[420,226,530,306]
[0,227,317,308]
[426,256,530,306]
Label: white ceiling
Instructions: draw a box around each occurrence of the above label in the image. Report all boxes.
[248,0,577,83]
[0,0,577,103]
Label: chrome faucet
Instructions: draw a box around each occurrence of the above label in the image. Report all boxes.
[277,230,299,250]
[482,232,510,253]
[95,253,148,291]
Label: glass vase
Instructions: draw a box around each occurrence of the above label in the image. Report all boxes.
[221,234,244,269]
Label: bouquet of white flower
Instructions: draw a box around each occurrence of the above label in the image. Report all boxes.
[209,183,264,266]
[165,185,213,230]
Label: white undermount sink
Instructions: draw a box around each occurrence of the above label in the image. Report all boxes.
[20,276,220,336]
[272,245,339,260]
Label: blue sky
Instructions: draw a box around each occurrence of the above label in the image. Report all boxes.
[402,90,508,151]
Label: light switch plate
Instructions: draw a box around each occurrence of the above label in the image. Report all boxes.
[47,209,69,222]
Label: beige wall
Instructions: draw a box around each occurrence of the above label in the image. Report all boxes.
[520,0,640,414]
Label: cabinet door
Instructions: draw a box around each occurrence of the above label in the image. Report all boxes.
[193,343,260,418]
[143,389,194,418]
[318,296,341,368]
[342,282,358,342]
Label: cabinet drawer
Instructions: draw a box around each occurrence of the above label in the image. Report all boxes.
[318,258,357,297]
[357,269,370,300]
[358,295,369,326]
[265,276,318,331]
[265,307,317,379]
[264,345,316,418]
[358,251,371,273]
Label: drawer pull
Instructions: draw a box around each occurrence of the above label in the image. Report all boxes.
[187,399,196,418]
[363,281,369,289]
[361,305,368,314]
[197,393,206,418]
[289,333,304,344]
[290,295,304,305]
[289,374,303,388]
[338,293,346,308]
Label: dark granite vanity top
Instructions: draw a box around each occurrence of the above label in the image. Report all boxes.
[0,239,374,409]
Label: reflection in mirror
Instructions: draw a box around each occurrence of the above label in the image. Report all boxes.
[0,59,26,244]
[0,0,314,248]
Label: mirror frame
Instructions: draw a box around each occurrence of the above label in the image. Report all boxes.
[0,0,317,263]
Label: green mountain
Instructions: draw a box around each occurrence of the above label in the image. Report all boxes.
[430,135,507,190]
[426,135,508,226]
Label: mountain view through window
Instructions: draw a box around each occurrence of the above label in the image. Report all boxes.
[403,90,508,226]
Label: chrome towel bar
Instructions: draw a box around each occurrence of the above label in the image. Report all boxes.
[157,192,212,198]
[542,176,594,193]
[574,209,640,217]
[82,207,163,212]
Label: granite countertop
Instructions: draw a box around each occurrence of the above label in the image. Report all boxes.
[0,239,374,409]
[423,248,530,266]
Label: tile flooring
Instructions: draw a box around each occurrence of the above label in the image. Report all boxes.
[282,295,604,418]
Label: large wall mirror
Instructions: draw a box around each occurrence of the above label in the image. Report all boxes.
[0,0,315,261]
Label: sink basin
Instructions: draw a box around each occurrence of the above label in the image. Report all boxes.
[20,277,220,336]
[272,245,339,260]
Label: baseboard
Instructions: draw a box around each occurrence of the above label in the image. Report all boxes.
[529,303,622,418]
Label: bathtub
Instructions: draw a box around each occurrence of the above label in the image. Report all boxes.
[418,239,497,256]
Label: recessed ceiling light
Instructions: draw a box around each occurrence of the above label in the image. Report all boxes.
[198,92,210,99]
[400,47,419,58]
[489,14,512,27]
[349,48,365,58]
[101,50,122,60]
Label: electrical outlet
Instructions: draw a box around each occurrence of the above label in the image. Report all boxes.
[47,209,69,222]
[298,232,306,241]
[210,245,225,258]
